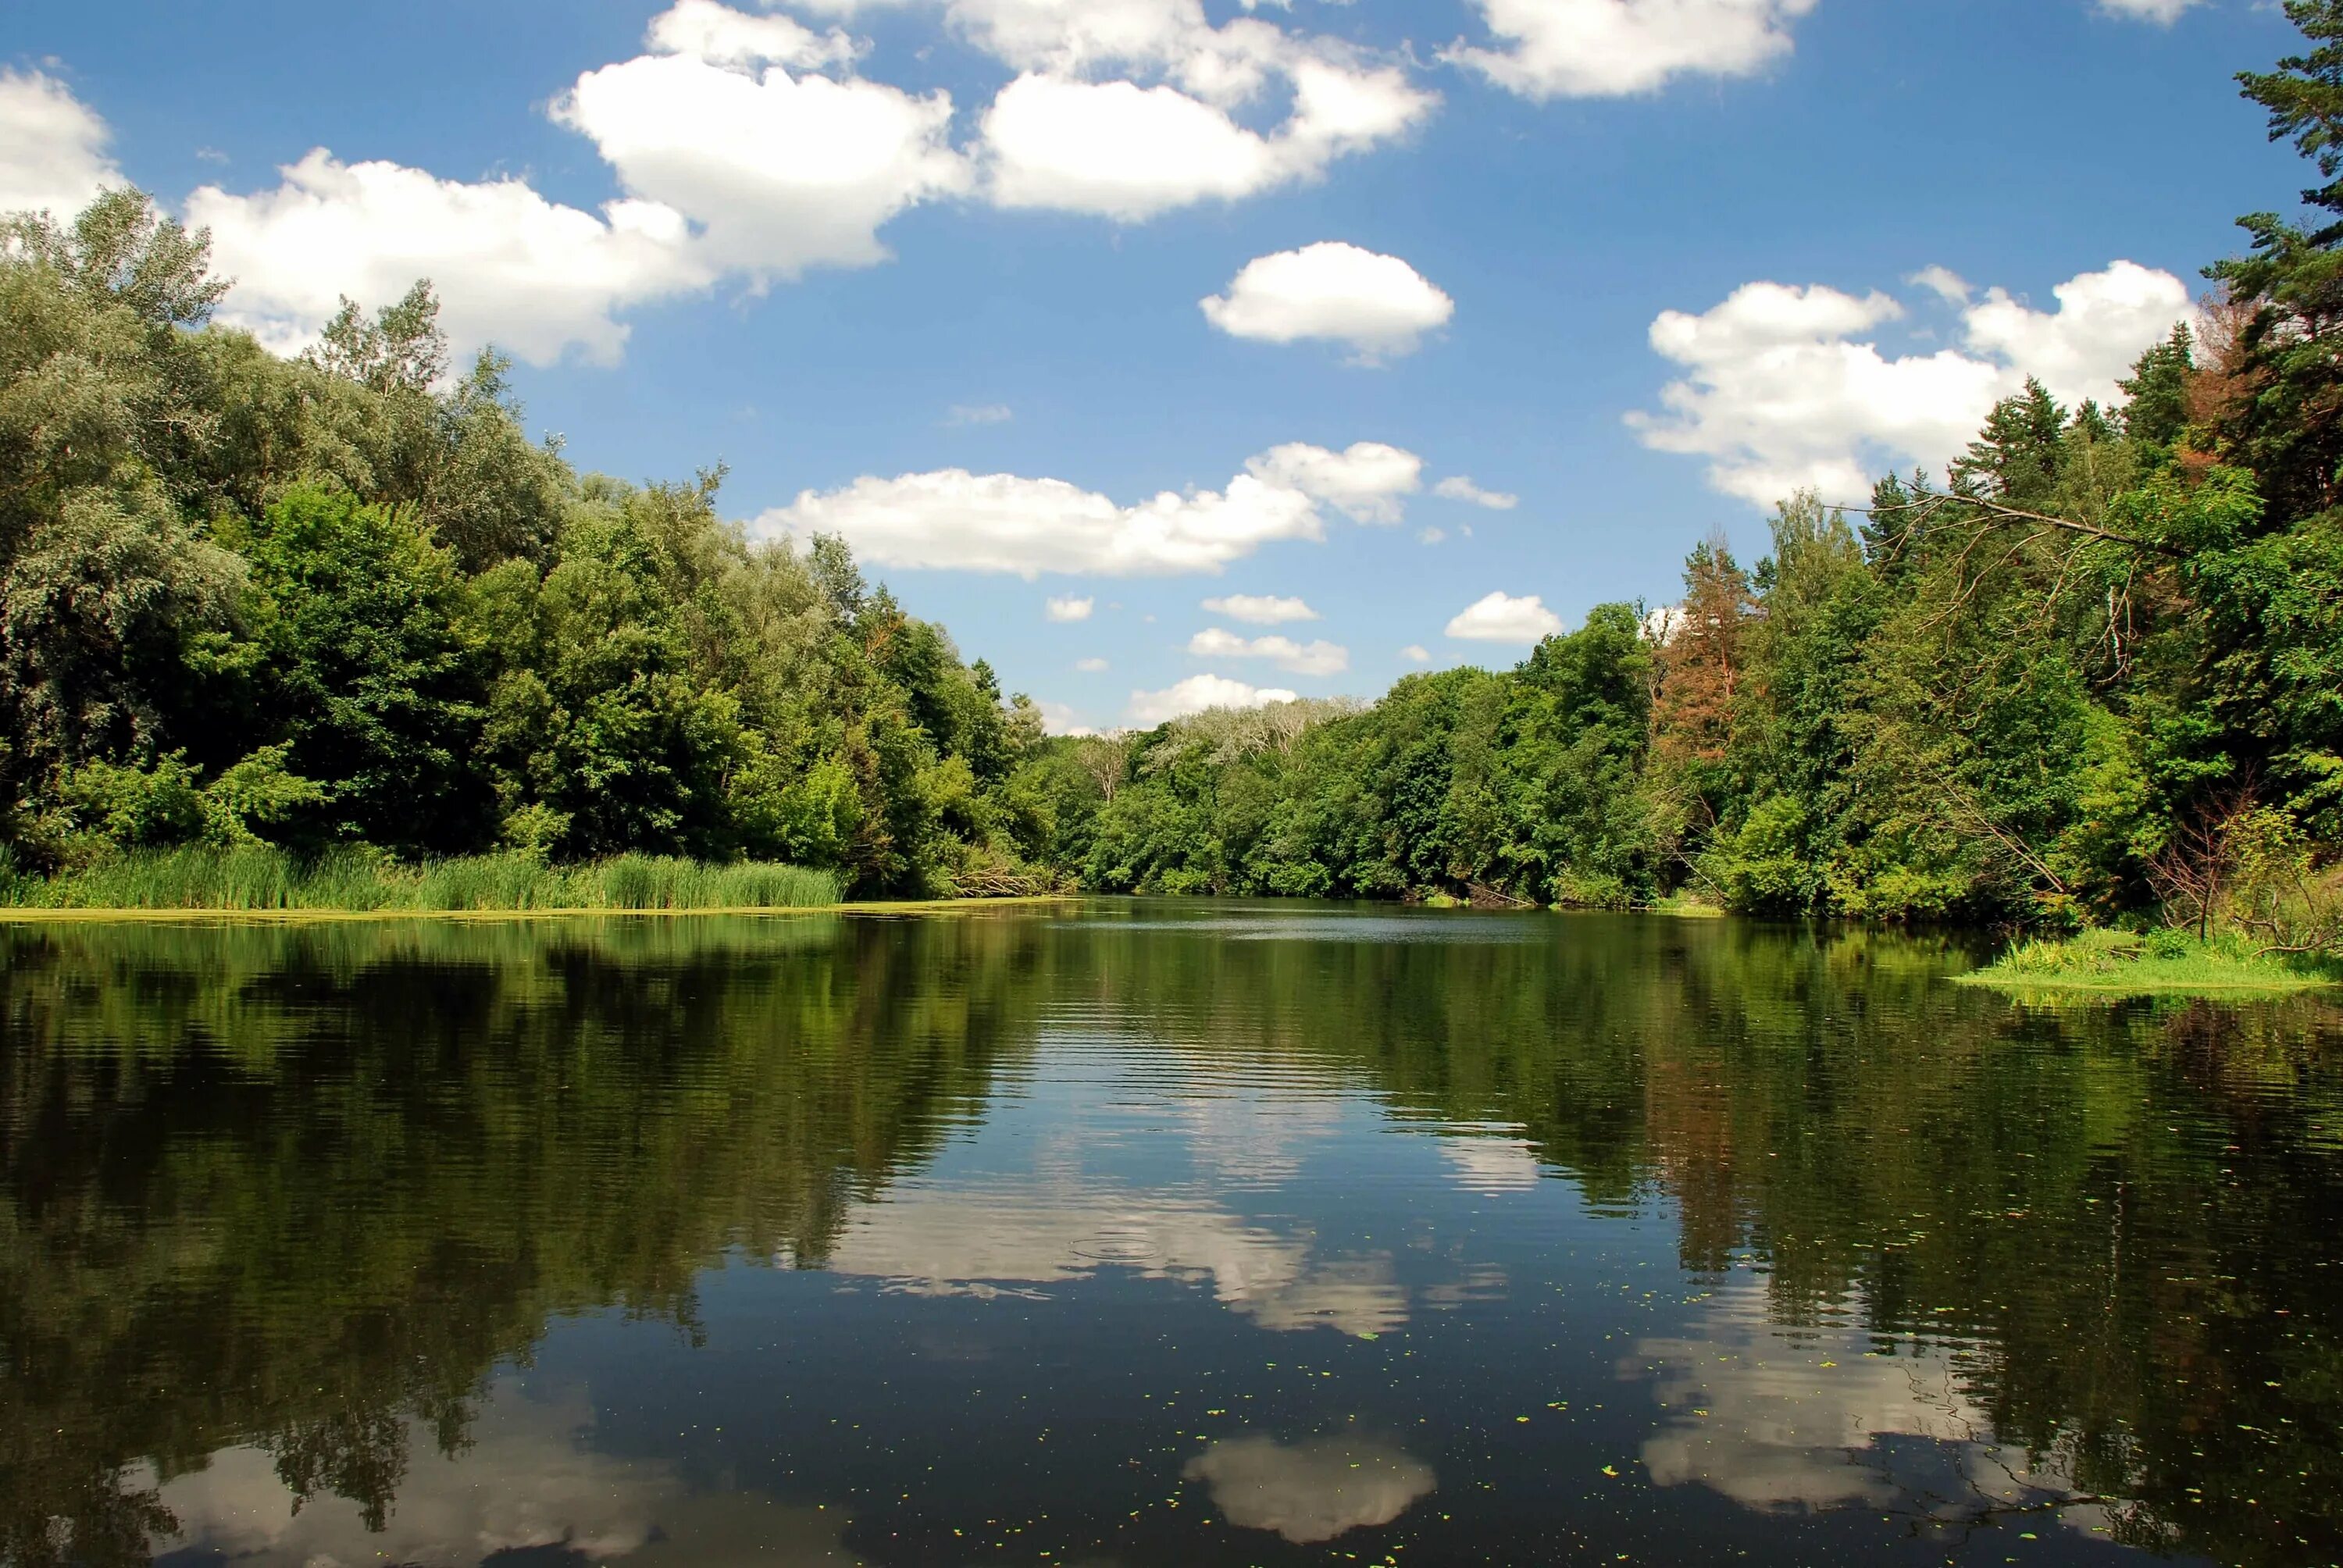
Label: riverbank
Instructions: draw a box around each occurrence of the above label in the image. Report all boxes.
[1957,927,2341,998]
[0,846,858,917]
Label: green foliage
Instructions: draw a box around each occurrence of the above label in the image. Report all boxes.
[0,191,1047,899]
[5,845,840,911]
[1963,925,2338,996]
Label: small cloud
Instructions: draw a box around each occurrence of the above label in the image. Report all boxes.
[1907,265,1971,305]
[1038,700,1097,736]
[1202,593,1318,625]
[1400,644,1430,663]
[1188,628,1348,676]
[193,146,230,166]
[947,402,1015,426]
[1075,656,1109,672]
[1201,242,1455,364]
[1417,526,1446,546]
[1445,591,1563,644]
[1046,595,1094,623]
[1129,674,1299,726]
[1433,476,1518,510]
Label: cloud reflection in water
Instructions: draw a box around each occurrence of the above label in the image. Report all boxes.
[1183,1434,1436,1543]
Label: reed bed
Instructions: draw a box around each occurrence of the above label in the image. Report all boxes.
[2,846,841,913]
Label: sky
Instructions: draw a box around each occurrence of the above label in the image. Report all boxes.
[0,0,2312,732]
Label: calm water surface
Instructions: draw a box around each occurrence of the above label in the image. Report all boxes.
[5,903,2341,1567]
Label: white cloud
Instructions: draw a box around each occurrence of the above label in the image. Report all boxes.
[955,0,1435,221]
[647,0,862,66]
[1446,590,1562,643]
[1418,526,1446,545]
[1629,261,2194,505]
[1201,241,1453,362]
[1189,627,1350,675]
[1046,593,1094,621]
[1203,593,1319,624]
[1446,0,1819,98]
[1432,475,1517,509]
[980,61,1432,219]
[1400,643,1431,663]
[983,73,1277,216]
[1185,1437,1435,1544]
[1245,440,1422,523]
[1129,673,1300,724]
[947,401,1015,424]
[759,465,1322,576]
[1036,698,1099,735]
[1908,264,1970,305]
[1075,655,1110,672]
[189,153,708,364]
[0,69,119,220]
[185,2,968,365]
[1962,262,2195,407]
[2096,0,2197,21]
[555,7,970,282]
[761,440,1426,576]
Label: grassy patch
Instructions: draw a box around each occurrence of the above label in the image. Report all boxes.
[0,846,842,914]
[1959,926,2341,999]
[1648,896,1729,919]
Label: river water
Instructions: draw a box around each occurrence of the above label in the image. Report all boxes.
[4,903,2340,1567]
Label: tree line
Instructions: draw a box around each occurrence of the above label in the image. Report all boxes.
[6,8,2341,932]
[1006,6,2343,943]
[1,198,1047,896]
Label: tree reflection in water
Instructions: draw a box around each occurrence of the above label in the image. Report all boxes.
[2,907,2338,1566]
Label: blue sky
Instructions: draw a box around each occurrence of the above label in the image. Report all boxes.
[2,0,2309,730]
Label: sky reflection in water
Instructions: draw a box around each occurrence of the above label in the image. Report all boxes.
[4,903,2340,1567]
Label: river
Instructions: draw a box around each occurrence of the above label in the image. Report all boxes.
[4,903,2339,1566]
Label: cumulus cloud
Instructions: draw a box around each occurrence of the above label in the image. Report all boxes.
[647,0,862,66]
[555,8,969,282]
[760,440,1425,576]
[1446,0,1820,98]
[2096,0,2197,20]
[1433,476,1517,509]
[759,465,1321,576]
[186,3,968,364]
[1629,261,2194,505]
[1400,643,1431,663]
[1046,594,1095,621]
[1075,655,1110,672]
[1203,593,1319,624]
[1245,440,1423,523]
[0,69,119,220]
[37,0,1436,369]
[1189,627,1349,675]
[935,0,1433,220]
[1185,1436,1436,1544]
[980,60,1432,219]
[1129,673,1300,723]
[1201,241,1454,361]
[190,155,708,364]
[1446,591,1563,643]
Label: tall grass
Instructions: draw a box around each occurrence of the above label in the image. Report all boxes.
[2,846,841,913]
[1960,925,2341,996]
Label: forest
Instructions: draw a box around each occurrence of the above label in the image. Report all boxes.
[1006,9,2343,953]
[2,6,2341,943]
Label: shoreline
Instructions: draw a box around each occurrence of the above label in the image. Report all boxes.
[0,895,1072,925]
